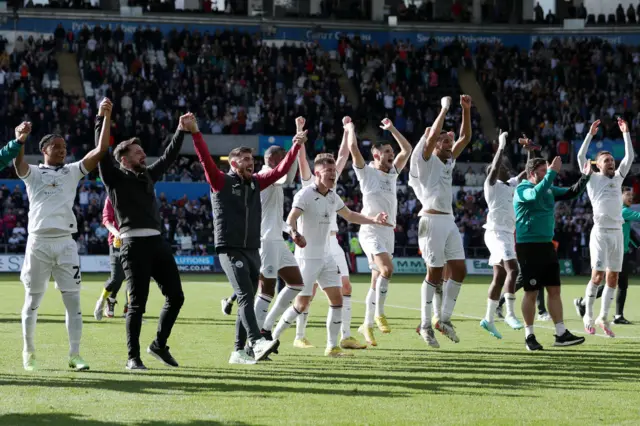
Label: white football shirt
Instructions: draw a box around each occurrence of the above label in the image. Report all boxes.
[292,184,345,259]
[412,154,455,214]
[20,162,88,237]
[353,162,398,226]
[302,177,339,232]
[483,176,518,232]
[260,167,286,242]
[587,172,625,229]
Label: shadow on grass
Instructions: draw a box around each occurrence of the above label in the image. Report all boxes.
[0,413,257,426]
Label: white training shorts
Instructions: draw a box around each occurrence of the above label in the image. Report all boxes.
[21,235,81,293]
[359,224,395,269]
[260,239,299,279]
[418,213,465,268]
[330,235,349,278]
[589,227,624,272]
[484,229,517,266]
[297,256,341,297]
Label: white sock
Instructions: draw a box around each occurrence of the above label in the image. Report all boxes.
[364,287,375,326]
[433,284,443,319]
[375,275,389,317]
[485,299,498,323]
[441,279,462,322]
[263,286,301,331]
[273,306,301,340]
[22,292,45,354]
[585,281,598,319]
[61,291,83,356]
[421,280,436,328]
[254,293,273,330]
[504,293,516,317]
[341,295,352,339]
[295,307,309,339]
[327,305,343,349]
[525,325,534,338]
[600,285,615,321]
[555,321,567,336]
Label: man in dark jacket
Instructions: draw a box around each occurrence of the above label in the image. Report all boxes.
[97,111,195,371]
[193,119,303,364]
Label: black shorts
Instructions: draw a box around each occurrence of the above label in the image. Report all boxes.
[515,242,561,291]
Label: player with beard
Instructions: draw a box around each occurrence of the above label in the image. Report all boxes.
[348,117,412,346]
[575,118,633,337]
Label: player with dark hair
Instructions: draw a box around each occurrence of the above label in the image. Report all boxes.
[193,121,303,364]
[514,151,589,351]
[347,116,412,346]
[98,111,194,370]
[575,118,633,337]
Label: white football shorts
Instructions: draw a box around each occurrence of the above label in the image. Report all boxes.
[260,239,299,279]
[21,236,81,293]
[297,256,341,296]
[418,213,465,268]
[484,229,517,266]
[589,227,623,272]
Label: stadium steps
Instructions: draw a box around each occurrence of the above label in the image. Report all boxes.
[56,52,84,97]
[329,59,378,142]
[458,66,497,142]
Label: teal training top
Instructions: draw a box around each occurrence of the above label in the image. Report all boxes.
[622,206,640,253]
[514,170,590,243]
[0,140,23,171]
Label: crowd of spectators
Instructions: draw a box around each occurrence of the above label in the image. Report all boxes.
[340,36,489,161]
[1,26,638,273]
[475,37,640,169]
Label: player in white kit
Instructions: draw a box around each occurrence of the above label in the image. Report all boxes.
[410,95,472,348]
[16,98,113,371]
[480,131,525,339]
[273,152,390,357]
[291,117,367,350]
[252,136,303,335]
[577,118,634,337]
[349,118,412,346]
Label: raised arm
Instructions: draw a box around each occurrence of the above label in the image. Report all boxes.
[82,98,112,173]
[346,121,365,169]
[256,134,304,190]
[452,95,473,159]
[12,122,31,178]
[336,117,352,175]
[618,118,634,177]
[424,97,451,160]
[487,131,508,186]
[190,120,226,191]
[578,120,600,171]
[518,157,561,202]
[147,114,190,182]
[298,143,312,181]
[377,118,412,172]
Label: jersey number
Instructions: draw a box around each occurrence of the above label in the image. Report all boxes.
[73,266,80,279]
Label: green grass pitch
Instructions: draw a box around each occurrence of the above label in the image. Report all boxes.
[0,273,639,426]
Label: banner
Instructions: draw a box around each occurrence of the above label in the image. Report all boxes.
[258,135,293,156]
[174,256,219,273]
[572,138,626,160]
[0,255,221,273]
[356,257,575,276]
[7,17,640,50]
